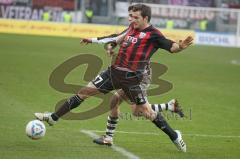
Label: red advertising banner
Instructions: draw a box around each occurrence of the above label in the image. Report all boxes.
[32,0,75,10]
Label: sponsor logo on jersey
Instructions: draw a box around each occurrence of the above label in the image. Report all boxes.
[126,35,138,44]
[139,32,146,39]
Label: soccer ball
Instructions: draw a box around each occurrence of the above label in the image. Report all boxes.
[26,120,46,140]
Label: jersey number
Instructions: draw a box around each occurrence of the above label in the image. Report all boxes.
[94,75,103,85]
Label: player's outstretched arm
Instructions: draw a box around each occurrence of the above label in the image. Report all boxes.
[80,38,92,44]
[170,36,194,53]
[80,36,120,45]
[80,32,127,45]
[79,26,129,45]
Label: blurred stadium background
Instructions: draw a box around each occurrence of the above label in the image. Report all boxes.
[0,0,240,159]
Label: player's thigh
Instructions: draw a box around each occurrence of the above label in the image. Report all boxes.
[140,71,152,96]
[124,71,152,105]
[115,89,132,104]
[77,82,101,99]
[122,83,148,105]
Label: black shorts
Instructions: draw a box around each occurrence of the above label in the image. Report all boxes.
[92,67,151,105]
[91,69,114,93]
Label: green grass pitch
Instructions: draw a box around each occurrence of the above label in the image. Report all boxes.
[0,33,240,159]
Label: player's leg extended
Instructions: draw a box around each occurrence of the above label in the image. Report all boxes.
[151,99,184,117]
[131,99,183,116]
[93,90,126,146]
[52,82,101,119]
[34,83,101,125]
[123,82,178,141]
[35,69,114,125]
[133,102,186,152]
[125,81,186,152]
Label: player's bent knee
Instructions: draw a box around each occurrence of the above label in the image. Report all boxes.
[112,92,122,103]
[113,92,121,100]
[132,105,151,117]
[132,110,143,117]
[132,107,144,117]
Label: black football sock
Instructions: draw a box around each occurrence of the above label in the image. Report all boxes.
[51,95,83,121]
[152,113,177,141]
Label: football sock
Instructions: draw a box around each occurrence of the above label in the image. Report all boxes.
[167,100,176,111]
[151,104,163,112]
[163,103,168,110]
[105,116,119,139]
[51,95,83,121]
[51,113,59,121]
[151,103,168,112]
[152,113,177,141]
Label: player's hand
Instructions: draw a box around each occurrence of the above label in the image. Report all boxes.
[104,42,117,57]
[80,38,92,45]
[106,44,115,56]
[179,36,194,49]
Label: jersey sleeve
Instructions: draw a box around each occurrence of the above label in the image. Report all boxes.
[152,31,174,52]
[92,28,129,44]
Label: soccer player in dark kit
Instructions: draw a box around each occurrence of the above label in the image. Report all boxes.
[80,20,185,147]
[35,4,193,152]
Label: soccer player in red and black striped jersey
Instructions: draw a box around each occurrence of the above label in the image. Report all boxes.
[35,3,193,152]
[81,26,185,146]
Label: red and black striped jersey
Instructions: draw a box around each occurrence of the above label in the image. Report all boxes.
[114,25,174,72]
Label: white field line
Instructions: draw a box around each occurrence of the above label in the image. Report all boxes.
[86,130,240,139]
[81,130,140,159]
[231,60,240,65]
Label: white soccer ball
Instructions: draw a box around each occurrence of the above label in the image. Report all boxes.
[26,120,46,140]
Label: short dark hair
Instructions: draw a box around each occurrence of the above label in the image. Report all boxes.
[128,4,151,22]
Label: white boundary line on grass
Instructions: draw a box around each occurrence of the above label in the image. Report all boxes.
[87,130,240,139]
[231,60,240,65]
[81,130,140,159]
